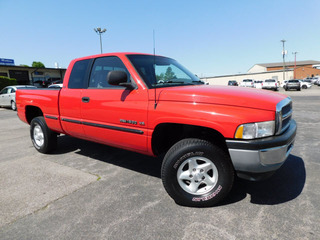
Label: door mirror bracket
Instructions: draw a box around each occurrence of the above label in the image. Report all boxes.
[107,71,136,90]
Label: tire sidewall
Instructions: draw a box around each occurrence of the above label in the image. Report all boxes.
[162,140,233,207]
[11,101,16,111]
[30,117,49,153]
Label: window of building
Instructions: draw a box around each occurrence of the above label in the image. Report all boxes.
[0,72,8,77]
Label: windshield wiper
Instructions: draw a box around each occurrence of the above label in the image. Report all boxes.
[164,80,185,84]
[192,80,205,85]
[153,79,198,87]
[154,80,185,85]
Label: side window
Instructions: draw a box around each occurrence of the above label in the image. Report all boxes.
[68,59,90,89]
[0,88,8,94]
[11,88,16,93]
[89,56,130,88]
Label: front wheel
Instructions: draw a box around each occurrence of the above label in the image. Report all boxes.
[161,138,234,207]
[30,116,57,153]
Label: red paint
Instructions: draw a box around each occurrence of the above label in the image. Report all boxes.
[16,53,288,156]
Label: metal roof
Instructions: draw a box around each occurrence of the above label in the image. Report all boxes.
[0,65,66,71]
[256,60,320,68]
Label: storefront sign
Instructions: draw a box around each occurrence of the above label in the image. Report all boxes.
[0,58,15,66]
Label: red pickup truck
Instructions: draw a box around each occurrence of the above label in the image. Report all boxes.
[16,53,297,207]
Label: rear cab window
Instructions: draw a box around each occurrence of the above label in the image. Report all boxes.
[68,59,91,89]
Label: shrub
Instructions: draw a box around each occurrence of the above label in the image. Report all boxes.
[0,76,17,90]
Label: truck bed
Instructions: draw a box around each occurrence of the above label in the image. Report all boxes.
[16,88,64,133]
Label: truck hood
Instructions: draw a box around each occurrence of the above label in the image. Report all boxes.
[156,85,287,111]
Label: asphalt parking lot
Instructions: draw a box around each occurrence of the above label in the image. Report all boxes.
[0,87,319,239]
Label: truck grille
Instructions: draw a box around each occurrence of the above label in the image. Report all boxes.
[275,98,293,135]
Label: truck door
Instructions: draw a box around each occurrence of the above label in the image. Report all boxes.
[59,59,91,138]
[81,56,149,153]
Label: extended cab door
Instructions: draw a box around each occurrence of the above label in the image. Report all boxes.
[80,56,149,153]
[59,59,92,138]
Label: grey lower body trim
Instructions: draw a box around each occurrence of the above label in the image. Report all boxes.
[228,139,295,174]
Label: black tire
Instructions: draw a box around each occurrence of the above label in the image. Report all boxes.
[11,101,16,111]
[298,87,301,91]
[302,85,307,89]
[30,116,57,153]
[161,138,234,207]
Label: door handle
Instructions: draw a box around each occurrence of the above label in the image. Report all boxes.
[82,97,90,103]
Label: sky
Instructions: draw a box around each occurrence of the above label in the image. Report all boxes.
[1,0,319,77]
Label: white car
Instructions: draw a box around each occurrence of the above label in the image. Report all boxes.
[240,79,254,88]
[0,85,37,111]
[253,80,263,89]
[48,83,63,89]
[281,80,288,88]
[306,77,318,84]
[299,80,312,89]
[262,79,279,91]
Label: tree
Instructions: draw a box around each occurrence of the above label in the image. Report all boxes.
[164,67,176,80]
[156,73,165,81]
[32,61,45,68]
[156,67,177,83]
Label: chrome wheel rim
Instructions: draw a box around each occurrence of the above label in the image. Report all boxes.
[11,101,16,110]
[33,124,44,147]
[177,156,218,195]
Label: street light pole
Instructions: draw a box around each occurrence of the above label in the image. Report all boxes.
[94,27,107,54]
[292,52,298,79]
[281,39,286,81]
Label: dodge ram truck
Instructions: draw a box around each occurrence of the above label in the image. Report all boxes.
[16,53,297,207]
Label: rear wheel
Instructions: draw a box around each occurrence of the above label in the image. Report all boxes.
[30,116,57,153]
[161,138,234,207]
[11,101,16,111]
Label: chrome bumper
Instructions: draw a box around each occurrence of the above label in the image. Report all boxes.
[226,119,297,180]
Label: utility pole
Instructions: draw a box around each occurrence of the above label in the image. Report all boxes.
[94,27,107,54]
[281,39,286,80]
[292,52,298,79]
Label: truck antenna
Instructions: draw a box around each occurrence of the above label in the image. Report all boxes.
[153,29,158,109]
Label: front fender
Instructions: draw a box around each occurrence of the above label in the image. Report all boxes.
[149,101,275,138]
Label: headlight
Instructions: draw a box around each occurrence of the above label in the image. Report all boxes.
[235,121,275,139]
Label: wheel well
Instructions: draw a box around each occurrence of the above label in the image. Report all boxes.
[25,106,43,124]
[152,123,228,156]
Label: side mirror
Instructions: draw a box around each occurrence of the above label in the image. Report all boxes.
[107,71,136,90]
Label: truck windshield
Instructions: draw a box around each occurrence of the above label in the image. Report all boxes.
[127,54,203,88]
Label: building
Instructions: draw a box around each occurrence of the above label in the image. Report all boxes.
[0,59,66,87]
[203,60,320,86]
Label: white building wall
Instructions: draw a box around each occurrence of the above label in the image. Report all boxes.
[202,70,293,86]
[247,65,266,73]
